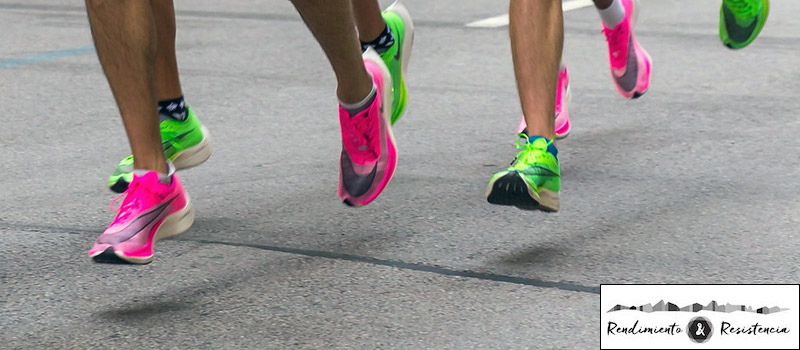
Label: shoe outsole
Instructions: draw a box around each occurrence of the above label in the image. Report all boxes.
[172,125,212,171]
[109,178,129,194]
[91,247,133,264]
[90,200,195,264]
[486,172,558,212]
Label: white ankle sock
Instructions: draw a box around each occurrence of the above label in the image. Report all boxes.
[340,84,377,116]
[133,162,175,184]
[597,0,626,28]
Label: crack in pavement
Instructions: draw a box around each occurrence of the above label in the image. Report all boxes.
[179,237,600,294]
[1,222,600,294]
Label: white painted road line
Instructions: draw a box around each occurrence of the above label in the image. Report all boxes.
[465,13,509,28]
[465,0,595,28]
[562,0,595,11]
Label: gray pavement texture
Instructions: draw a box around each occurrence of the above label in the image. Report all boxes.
[1,0,799,349]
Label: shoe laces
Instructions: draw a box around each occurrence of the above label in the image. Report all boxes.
[602,24,628,65]
[512,134,550,167]
[724,0,760,18]
[343,110,378,157]
[109,178,163,220]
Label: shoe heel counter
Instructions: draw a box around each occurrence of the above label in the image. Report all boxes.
[543,155,561,193]
[169,175,190,210]
[546,175,561,193]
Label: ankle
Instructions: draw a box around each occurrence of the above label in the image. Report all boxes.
[340,84,377,116]
[597,0,625,28]
[337,72,374,105]
[133,162,174,184]
[525,128,555,141]
[360,24,395,54]
[132,158,170,174]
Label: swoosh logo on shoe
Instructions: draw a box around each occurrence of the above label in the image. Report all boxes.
[519,166,559,178]
[98,195,177,245]
[723,5,759,43]
[340,149,377,198]
[613,35,638,92]
[162,130,194,152]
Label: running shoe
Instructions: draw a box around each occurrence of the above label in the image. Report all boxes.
[517,62,571,139]
[486,135,560,212]
[108,105,211,193]
[380,0,414,125]
[338,48,397,207]
[602,0,652,99]
[90,169,194,264]
[720,0,769,49]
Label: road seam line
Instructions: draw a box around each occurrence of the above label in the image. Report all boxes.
[181,237,601,295]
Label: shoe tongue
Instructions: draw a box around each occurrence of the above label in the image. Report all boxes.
[526,136,558,158]
[527,136,549,147]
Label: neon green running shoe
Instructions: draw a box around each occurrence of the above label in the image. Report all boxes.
[108,105,212,193]
[486,135,560,212]
[380,1,414,125]
[720,0,769,49]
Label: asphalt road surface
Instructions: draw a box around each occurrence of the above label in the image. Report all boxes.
[1,0,799,348]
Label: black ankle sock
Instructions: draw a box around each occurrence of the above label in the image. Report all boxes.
[158,95,188,121]
[360,25,395,54]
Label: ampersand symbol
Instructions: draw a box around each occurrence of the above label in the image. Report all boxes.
[696,323,705,336]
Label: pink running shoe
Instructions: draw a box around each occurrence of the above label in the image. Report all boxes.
[602,0,652,99]
[338,48,396,207]
[89,170,194,264]
[517,63,571,139]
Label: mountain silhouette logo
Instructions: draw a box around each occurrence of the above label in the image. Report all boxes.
[607,300,788,314]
